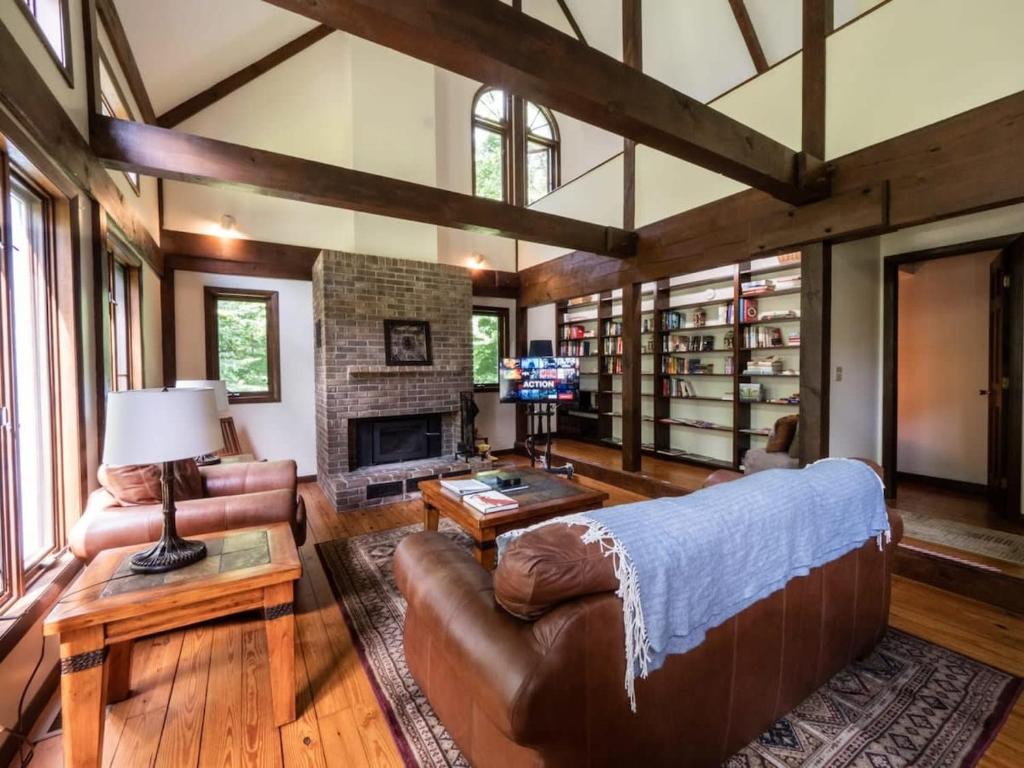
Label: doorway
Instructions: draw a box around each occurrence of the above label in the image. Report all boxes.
[882,235,1024,525]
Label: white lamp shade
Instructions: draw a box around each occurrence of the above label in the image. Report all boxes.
[103,388,223,465]
[176,379,230,414]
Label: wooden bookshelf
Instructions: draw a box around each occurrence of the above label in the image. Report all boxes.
[554,254,802,470]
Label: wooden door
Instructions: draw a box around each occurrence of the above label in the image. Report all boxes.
[988,238,1024,519]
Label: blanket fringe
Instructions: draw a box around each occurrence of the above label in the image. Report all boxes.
[576,518,649,713]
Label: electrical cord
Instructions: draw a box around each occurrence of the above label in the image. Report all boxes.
[0,630,47,767]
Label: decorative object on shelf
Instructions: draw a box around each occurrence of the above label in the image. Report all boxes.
[739,383,764,403]
[176,379,230,464]
[528,339,554,357]
[692,307,707,327]
[103,387,223,573]
[384,319,433,365]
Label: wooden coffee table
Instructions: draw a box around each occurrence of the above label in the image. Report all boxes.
[420,468,609,569]
[44,524,301,768]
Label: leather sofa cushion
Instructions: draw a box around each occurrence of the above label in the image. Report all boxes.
[766,414,799,453]
[494,523,617,620]
[99,460,203,506]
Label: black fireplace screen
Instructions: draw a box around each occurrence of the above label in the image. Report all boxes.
[350,414,443,470]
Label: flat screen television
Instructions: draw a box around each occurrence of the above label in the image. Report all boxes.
[499,357,580,403]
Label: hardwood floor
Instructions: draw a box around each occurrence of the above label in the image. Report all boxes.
[20,474,1023,768]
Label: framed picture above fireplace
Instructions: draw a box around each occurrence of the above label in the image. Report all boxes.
[384,319,433,366]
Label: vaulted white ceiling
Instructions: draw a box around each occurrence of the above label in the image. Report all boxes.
[113,0,318,115]
[113,0,888,123]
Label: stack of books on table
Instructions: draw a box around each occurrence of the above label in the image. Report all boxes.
[463,490,519,514]
[439,478,521,514]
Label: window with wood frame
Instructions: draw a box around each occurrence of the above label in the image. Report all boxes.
[204,287,281,404]
[98,51,141,195]
[0,160,62,605]
[472,305,509,392]
[14,0,73,86]
[472,87,560,205]
[107,242,143,391]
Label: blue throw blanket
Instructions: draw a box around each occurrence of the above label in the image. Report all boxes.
[499,459,890,711]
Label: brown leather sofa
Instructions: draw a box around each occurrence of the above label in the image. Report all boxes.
[395,465,901,767]
[70,460,307,561]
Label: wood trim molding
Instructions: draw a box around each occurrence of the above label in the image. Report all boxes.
[92,117,636,257]
[204,287,282,404]
[728,0,768,74]
[156,26,334,128]
[262,0,825,205]
[622,0,641,231]
[161,229,319,281]
[470,269,519,298]
[95,0,156,123]
[0,20,162,273]
[517,91,1024,307]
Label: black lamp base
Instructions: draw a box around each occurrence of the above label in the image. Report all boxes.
[130,535,207,574]
[129,459,209,574]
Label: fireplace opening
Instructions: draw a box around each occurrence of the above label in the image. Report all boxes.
[350,414,443,470]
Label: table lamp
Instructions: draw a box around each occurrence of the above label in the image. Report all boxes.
[176,380,229,465]
[103,388,223,573]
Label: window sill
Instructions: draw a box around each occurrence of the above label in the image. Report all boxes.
[0,552,81,662]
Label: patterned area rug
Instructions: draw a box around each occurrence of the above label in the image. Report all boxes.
[894,508,1024,567]
[316,522,1022,768]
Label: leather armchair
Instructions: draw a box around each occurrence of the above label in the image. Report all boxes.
[69,459,307,561]
[395,465,901,767]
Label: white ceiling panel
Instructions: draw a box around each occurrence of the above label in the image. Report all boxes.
[113,0,318,115]
[745,0,802,66]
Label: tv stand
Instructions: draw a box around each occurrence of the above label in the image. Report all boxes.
[524,402,574,479]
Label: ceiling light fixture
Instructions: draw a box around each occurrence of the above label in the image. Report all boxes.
[219,214,236,234]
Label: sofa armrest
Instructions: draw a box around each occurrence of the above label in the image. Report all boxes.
[395,532,548,740]
[200,459,297,498]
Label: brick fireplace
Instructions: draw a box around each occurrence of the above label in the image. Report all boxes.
[313,251,486,510]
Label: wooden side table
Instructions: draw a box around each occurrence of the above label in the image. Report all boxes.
[44,524,301,768]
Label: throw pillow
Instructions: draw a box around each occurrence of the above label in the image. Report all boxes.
[766,414,799,453]
[99,460,203,506]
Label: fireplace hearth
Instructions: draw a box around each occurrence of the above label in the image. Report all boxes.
[350,414,443,470]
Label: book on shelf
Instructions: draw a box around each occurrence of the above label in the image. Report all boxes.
[740,277,801,296]
[661,334,716,353]
[742,325,786,349]
[603,319,623,336]
[603,357,623,374]
[661,357,715,375]
[661,377,698,397]
[641,317,655,333]
[567,295,596,307]
[440,478,492,496]
[560,323,592,340]
[560,340,592,356]
[767,393,801,405]
[464,490,519,514]
[758,309,800,322]
[743,357,784,375]
[603,336,624,355]
[739,298,758,323]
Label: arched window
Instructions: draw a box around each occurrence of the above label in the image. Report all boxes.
[472,87,560,206]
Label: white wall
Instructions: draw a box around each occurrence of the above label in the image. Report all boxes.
[473,297,518,450]
[897,253,993,484]
[829,238,883,461]
[173,271,316,476]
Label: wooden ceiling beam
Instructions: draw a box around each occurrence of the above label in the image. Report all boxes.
[802,0,833,158]
[728,0,768,74]
[156,25,334,129]
[555,0,587,46]
[161,229,319,281]
[95,0,156,123]
[261,0,827,205]
[92,117,637,257]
